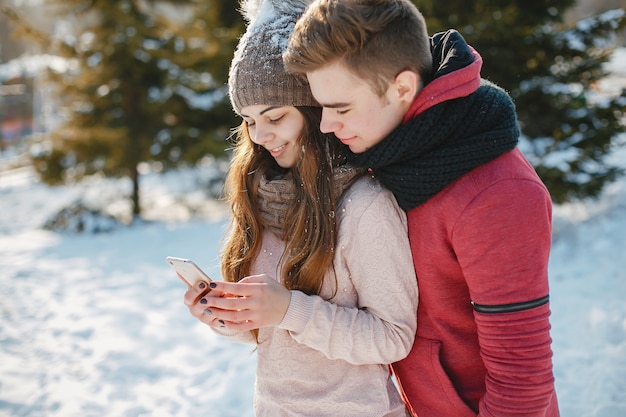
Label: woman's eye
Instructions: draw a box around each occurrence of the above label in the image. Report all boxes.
[337,109,349,115]
[269,115,284,123]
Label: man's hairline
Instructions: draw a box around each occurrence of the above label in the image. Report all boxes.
[303,57,390,101]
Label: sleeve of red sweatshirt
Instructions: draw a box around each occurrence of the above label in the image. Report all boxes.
[453,177,557,416]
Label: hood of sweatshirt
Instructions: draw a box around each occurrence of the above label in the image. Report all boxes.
[404,29,483,122]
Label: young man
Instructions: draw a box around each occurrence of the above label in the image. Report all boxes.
[284,1,560,416]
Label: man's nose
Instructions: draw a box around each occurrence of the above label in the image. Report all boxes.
[320,108,340,134]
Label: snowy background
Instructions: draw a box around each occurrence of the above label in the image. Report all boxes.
[1,51,625,417]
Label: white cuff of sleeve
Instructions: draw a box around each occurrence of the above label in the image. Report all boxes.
[278,290,313,333]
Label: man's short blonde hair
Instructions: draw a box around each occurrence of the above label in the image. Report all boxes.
[284,0,432,97]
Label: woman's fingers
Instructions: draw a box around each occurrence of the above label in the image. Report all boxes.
[201,276,291,328]
[183,279,219,306]
[184,275,290,330]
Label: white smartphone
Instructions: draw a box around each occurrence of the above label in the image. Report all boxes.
[165,256,212,287]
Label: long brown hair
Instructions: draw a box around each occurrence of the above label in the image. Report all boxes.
[220,106,349,297]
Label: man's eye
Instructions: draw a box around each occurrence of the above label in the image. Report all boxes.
[337,109,349,115]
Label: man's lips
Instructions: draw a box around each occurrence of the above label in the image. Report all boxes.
[338,136,357,144]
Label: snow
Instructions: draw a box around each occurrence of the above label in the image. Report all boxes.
[1,49,625,417]
[0,55,77,80]
[0,162,252,417]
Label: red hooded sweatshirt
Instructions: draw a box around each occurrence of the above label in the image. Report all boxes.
[392,44,560,416]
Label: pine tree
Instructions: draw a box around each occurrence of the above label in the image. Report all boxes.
[416,0,626,203]
[145,0,243,167]
[6,0,242,219]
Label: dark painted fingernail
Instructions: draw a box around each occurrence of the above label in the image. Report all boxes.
[200,298,207,305]
[199,282,206,289]
[203,309,212,315]
[209,282,217,289]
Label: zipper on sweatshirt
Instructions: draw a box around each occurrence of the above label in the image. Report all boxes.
[471,294,549,314]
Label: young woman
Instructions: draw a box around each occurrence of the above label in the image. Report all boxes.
[182,1,418,416]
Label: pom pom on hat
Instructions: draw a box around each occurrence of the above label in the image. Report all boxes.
[228,0,317,115]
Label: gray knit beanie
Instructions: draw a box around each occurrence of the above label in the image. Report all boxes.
[228,0,317,115]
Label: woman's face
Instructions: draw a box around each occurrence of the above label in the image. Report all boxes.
[240,104,305,169]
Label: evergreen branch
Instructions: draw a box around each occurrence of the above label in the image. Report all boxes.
[1,5,51,49]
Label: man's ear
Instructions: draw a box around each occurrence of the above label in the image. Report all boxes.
[393,70,420,103]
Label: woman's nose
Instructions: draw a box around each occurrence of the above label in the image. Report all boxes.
[250,125,272,145]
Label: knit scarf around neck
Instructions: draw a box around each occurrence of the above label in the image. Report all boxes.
[348,80,520,211]
[257,165,363,236]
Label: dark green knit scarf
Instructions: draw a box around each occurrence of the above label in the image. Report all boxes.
[347,80,520,211]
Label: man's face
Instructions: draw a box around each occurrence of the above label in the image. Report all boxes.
[306,60,408,153]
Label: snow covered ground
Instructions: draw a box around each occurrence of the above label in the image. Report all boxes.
[0,162,256,417]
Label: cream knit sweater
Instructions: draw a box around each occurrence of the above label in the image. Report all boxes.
[217,177,418,416]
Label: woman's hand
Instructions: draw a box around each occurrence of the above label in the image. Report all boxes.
[196,274,292,332]
[184,279,227,330]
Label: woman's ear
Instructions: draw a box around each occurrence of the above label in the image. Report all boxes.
[393,70,420,103]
